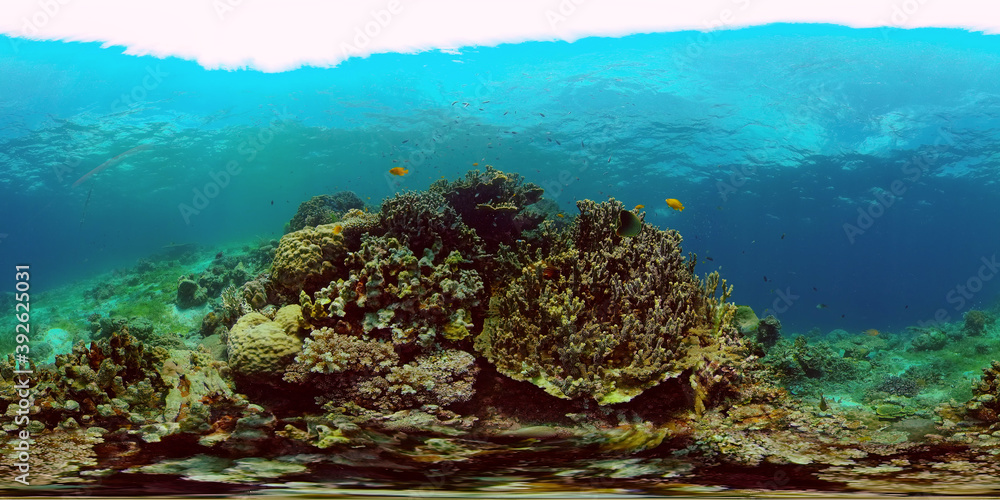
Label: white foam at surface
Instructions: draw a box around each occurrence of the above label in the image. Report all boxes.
[0,0,997,72]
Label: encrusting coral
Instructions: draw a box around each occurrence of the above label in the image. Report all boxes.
[475,198,738,406]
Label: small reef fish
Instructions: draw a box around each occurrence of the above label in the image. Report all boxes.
[665,198,684,211]
[819,393,829,412]
[864,328,880,337]
[541,266,559,279]
[389,167,409,176]
[473,162,479,166]
[634,204,645,210]
[556,213,564,218]
[816,303,828,309]
[332,223,344,235]
[616,209,642,237]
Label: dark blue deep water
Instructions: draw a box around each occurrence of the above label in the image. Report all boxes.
[3,24,1000,339]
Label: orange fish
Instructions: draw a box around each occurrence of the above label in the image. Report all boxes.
[389,167,409,176]
[864,328,879,337]
[332,223,344,235]
[665,198,684,211]
[634,204,645,210]
[541,266,559,279]
[472,162,479,166]
[556,213,564,218]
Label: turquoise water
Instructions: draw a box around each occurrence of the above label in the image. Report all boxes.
[3,24,1000,497]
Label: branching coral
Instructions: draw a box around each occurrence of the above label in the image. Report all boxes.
[379,190,483,261]
[301,235,484,348]
[475,199,738,406]
[428,165,545,253]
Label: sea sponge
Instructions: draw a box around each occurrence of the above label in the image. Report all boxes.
[227,312,303,378]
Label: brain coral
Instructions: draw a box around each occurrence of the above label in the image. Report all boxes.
[227,309,303,379]
[475,199,737,405]
[271,207,382,297]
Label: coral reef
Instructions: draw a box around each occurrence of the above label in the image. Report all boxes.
[287,191,365,233]
[967,360,1000,422]
[270,209,380,297]
[301,235,484,348]
[379,190,483,261]
[428,166,545,253]
[227,308,304,379]
[755,315,782,348]
[284,328,478,411]
[475,199,739,405]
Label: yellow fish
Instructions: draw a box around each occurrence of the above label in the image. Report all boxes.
[634,204,645,210]
[556,213,565,218]
[332,223,344,235]
[665,198,684,211]
[389,167,409,176]
[473,162,479,166]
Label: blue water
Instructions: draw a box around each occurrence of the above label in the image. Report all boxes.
[3,24,1000,336]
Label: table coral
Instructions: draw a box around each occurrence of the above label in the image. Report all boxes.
[475,199,738,406]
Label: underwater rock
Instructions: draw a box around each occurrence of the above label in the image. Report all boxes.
[910,330,948,351]
[38,328,73,364]
[963,310,991,336]
[227,309,303,379]
[176,278,208,309]
[475,199,739,406]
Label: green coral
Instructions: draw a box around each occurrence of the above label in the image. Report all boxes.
[303,235,484,348]
[428,165,545,253]
[287,191,364,233]
[474,199,737,405]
